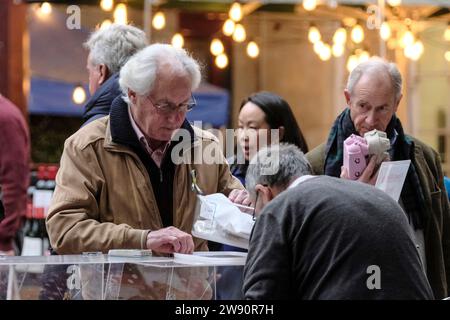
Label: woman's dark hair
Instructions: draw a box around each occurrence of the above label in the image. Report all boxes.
[240,91,309,153]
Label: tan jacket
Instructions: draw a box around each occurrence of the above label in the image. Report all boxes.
[306,138,450,299]
[47,117,243,254]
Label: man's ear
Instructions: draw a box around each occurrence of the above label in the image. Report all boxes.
[128,89,137,105]
[344,89,351,105]
[394,93,402,113]
[255,184,274,204]
[98,64,110,86]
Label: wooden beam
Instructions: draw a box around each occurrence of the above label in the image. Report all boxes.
[294,4,370,22]
[0,0,28,117]
[242,1,263,16]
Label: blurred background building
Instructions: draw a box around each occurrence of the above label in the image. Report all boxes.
[0,0,449,172]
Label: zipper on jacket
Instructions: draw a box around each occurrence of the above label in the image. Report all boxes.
[159,168,163,182]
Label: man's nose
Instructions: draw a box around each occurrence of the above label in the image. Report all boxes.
[167,110,183,123]
[365,111,377,126]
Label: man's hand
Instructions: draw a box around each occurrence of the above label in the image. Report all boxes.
[228,189,251,206]
[146,226,194,254]
[341,154,387,186]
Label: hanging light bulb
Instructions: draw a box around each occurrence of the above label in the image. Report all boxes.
[152,12,166,30]
[359,50,370,63]
[351,24,364,44]
[319,44,331,61]
[232,24,246,42]
[445,51,450,62]
[100,0,114,12]
[215,53,229,69]
[406,40,424,61]
[333,27,347,45]
[114,3,127,25]
[171,33,184,49]
[247,41,260,58]
[39,2,52,15]
[72,85,86,105]
[229,2,243,22]
[387,38,397,50]
[387,0,402,6]
[380,22,391,41]
[100,19,112,30]
[413,40,424,56]
[210,39,224,56]
[409,52,420,61]
[401,30,415,48]
[343,17,357,28]
[223,19,236,37]
[308,25,321,44]
[313,41,324,55]
[347,54,359,72]
[303,0,317,11]
[404,45,413,59]
[444,24,450,42]
[332,43,344,57]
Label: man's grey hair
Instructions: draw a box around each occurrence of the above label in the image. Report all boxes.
[245,143,312,198]
[119,43,201,103]
[346,57,403,100]
[84,23,147,74]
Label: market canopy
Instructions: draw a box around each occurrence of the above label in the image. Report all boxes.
[29,77,231,127]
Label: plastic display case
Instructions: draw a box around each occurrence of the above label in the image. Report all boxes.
[0,252,246,300]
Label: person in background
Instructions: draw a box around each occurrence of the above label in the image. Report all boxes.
[46,43,243,256]
[217,91,309,299]
[243,143,433,300]
[231,91,309,184]
[305,57,450,299]
[82,23,147,126]
[0,94,30,256]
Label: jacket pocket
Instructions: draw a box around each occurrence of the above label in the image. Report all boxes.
[430,189,443,227]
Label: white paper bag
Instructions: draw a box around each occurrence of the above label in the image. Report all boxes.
[192,193,255,249]
[375,160,411,202]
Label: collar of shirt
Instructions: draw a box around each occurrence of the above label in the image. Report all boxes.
[127,105,170,167]
[288,175,316,189]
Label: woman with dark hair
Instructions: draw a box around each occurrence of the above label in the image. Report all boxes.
[216,91,309,299]
[231,91,309,184]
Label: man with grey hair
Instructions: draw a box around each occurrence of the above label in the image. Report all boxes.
[306,57,450,299]
[244,143,433,299]
[46,44,243,258]
[82,23,147,125]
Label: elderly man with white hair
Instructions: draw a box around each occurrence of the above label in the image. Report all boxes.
[244,143,434,300]
[46,44,243,256]
[306,57,450,299]
[82,23,147,125]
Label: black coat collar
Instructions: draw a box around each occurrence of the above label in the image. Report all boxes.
[82,73,121,123]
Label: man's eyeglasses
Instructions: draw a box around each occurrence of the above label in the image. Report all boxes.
[146,94,196,114]
[252,191,259,221]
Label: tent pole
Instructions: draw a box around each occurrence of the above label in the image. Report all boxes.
[144,0,152,43]
[378,0,386,58]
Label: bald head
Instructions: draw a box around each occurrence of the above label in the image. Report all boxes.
[346,57,402,101]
